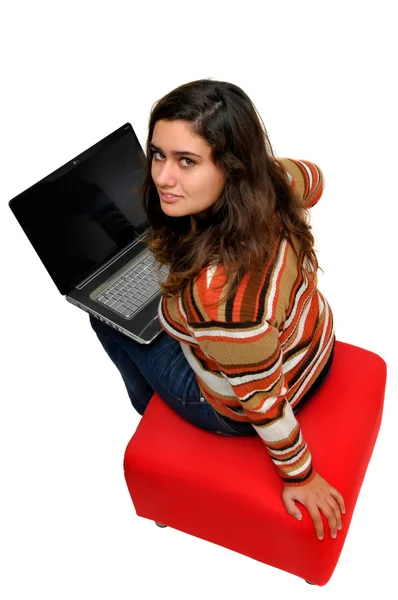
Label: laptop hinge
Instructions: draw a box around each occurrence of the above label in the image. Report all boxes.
[75,233,147,290]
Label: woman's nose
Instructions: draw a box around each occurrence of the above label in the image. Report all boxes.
[155,161,178,187]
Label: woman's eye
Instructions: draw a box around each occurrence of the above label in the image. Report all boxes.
[152,151,194,167]
[181,157,195,167]
[153,151,165,160]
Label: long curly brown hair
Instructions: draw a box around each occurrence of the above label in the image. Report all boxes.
[141,79,319,302]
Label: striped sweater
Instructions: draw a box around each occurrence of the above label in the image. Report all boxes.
[158,159,335,486]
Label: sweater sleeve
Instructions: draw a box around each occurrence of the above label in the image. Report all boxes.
[278,158,324,208]
[183,284,315,487]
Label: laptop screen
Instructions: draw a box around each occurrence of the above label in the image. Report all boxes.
[9,123,149,295]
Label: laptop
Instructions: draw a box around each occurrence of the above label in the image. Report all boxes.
[8,122,168,344]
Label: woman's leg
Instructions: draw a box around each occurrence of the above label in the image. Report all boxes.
[91,324,154,415]
[89,316,253,435]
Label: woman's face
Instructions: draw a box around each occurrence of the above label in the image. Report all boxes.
[150,119,226,218]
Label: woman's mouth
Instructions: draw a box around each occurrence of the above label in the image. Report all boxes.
[159,190,182,203]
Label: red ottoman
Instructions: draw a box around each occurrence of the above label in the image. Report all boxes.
[123,340,386,586]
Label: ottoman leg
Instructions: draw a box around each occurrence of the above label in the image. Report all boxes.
[155,522,168,528]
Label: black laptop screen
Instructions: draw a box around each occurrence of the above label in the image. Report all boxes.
[9,123,149,295]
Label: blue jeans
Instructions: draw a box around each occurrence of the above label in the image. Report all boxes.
[89,316,256,436]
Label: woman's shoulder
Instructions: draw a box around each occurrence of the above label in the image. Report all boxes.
[277,157,324,208]
[184,242,301,326]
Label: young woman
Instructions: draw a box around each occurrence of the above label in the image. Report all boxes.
[90,78,345,542]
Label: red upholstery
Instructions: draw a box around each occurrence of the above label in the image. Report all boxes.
[123,341,386,585]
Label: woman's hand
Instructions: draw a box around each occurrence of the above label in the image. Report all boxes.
[282,472,345,540]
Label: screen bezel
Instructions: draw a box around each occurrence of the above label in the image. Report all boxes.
[8,123,148,295]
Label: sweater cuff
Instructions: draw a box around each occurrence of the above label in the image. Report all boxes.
[280,461,316,487]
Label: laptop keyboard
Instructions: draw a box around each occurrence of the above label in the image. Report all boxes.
[95,253,167,319]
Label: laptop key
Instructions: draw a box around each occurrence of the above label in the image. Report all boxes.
[94,252,164,319]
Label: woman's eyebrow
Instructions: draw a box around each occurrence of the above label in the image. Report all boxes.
[150,143,202,158]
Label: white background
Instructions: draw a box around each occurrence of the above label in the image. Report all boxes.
[1,1,396,597]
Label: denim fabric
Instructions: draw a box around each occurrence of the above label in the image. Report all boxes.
[89,316,255,436]
[90,316,335,437]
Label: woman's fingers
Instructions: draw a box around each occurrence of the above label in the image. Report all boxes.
[303,498,339,540]
[329,486,346,515]
[282,473,346,541]
[320,499,339,538]
[282,491,303,521]
[325,495,343,531]
[306,503,325,540]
